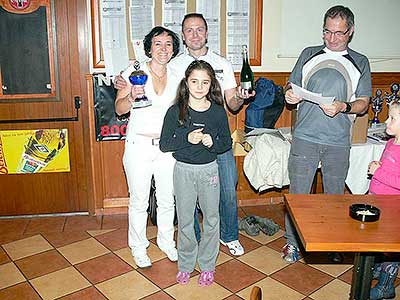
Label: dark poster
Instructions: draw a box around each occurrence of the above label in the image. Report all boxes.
[93,74,129,141]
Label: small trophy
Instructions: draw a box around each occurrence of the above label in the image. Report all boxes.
[383,83,400,106]
[128,61,151,108]
[371,89,384,125]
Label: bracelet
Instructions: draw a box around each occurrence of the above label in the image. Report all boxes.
[343,102,352,113]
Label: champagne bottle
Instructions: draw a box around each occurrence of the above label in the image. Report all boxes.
[240,45,254,93]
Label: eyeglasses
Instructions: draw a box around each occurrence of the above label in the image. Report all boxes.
[322,27,350,37]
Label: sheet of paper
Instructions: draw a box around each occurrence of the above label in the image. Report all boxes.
[100,0,130,77]
[162,0,187,52]
[129,0,154,48]
[291,83,335,105]
[196,0,221,54]
[226,0,250,70]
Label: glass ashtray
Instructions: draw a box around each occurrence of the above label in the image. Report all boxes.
[349,204,381,222]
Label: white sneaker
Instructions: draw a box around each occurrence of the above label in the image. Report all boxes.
[220,239,245,256]
[133,253,152,268]
[162,247,178,262]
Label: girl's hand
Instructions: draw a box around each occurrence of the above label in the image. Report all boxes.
[368,161,381,175]
[188,128,204,144]
[201,134,213,148]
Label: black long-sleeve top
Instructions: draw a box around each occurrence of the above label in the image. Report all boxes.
[160,102,232,164]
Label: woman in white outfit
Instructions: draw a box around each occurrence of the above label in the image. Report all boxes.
[115,26,181,268]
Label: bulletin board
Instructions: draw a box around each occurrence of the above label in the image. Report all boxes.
[90,0,262,69]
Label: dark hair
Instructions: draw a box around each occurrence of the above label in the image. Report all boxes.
[324,5,355,29]
[143,26,180,58]
[181,13,208,31]
[176,60,223,125]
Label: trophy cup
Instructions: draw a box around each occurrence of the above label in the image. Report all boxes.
[383,83,400,106]
[128,61,151,108]
[371,89,384,125]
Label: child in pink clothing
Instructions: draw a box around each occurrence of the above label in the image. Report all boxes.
[367,100,400,300]
[368,101,400,194]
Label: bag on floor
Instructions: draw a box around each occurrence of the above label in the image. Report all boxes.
[148,175,178,226]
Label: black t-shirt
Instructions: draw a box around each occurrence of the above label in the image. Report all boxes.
[160,102,232,164]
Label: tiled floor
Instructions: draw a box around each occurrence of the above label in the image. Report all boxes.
[0,204,399,300]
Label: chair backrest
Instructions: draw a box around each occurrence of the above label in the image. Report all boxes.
[250,286,262,300]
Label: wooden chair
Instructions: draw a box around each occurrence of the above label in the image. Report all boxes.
[250,286,262,300]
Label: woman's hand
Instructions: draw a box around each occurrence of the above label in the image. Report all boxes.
[188,128,204,144]
[129,85,145,101]
[114,75,128,90]
[201,134,213,148]
[368,161,381,175]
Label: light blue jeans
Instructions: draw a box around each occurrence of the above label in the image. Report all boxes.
[194,149,239,243]
[284,138,350,248]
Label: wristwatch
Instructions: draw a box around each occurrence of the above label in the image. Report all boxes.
[344,102,352,113]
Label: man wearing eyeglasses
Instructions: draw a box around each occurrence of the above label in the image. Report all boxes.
[282,5,372,264]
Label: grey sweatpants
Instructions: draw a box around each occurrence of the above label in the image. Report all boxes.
[174,160,220,273]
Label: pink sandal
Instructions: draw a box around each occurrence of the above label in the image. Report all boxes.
[198,271,215,286]
[176,271,190,284]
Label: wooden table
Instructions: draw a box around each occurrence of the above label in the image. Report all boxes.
[284,194,400,300]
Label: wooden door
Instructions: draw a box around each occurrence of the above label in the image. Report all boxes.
[0,0,92,216]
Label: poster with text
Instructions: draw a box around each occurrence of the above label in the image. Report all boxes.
[0,129,70,175]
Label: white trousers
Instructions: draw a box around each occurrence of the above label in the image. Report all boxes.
[123,135,176,256]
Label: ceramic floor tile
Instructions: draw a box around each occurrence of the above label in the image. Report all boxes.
[146,225,159,240]
[0,219,29,236]
[137,257,179,289]
[96,270,159,300]
[0,231,26,246]
[102,214,128,229]
[94,228,128,251]
[0,246,10,265]
[215,259,266,292]
[236,277,305,300]
[64,215,102,231]
[216,251,233,266]
[3,235,53,260]
[238,245,289,275]
[42,230,90,248]
[224,295,244,300]
[309,278,351,300]
[240,229,285,245]
[114,247,137,268]
[75,253,133,284]
[270,261,334,295]
[0,282,41,300]
[141,290,176,300]
[57,287,108,300]
[87,229,115,237]
[338,268,354,284]
[266,236,287,253]
[25,217,65,234]
[302,252,353,277]
[165,274,232,300]
[30,266,91,300]
[15,249,70,279]
[57,237,110,265]
[0,262,26,289]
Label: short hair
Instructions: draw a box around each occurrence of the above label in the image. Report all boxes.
[181,13,208,31]
[324,5,355,29]
[143,26,180,59]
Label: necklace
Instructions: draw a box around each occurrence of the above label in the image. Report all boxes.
[148,63,167,81]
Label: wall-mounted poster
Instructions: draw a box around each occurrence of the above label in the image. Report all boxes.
[0,129,70,175]
[93,73,129,141]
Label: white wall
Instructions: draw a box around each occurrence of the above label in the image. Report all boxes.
[253,0,400,73]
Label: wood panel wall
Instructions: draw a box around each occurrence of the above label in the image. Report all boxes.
[86,72,400,214]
